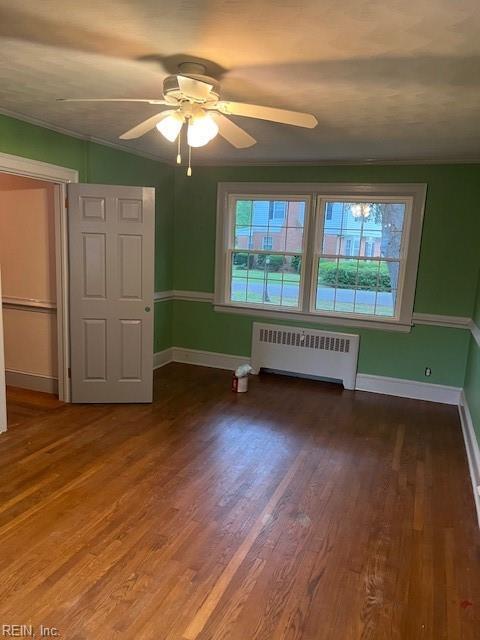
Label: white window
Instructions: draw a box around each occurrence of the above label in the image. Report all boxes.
[344,237,360,257]
[218,195,308,309]
[364,238,375,257]
[269,201,287,222]
[215,183,426,330]
[262,236,273,250]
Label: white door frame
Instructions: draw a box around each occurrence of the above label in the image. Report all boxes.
[0,151,79,403]
[0,268,7,432]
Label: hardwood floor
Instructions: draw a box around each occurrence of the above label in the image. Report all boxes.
[5,386,64,428]
[0,363,478,639]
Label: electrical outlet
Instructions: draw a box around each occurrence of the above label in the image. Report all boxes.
[425,367,432,377]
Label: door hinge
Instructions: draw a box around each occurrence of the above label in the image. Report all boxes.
[68,367,71,379]
[65,197,69,208]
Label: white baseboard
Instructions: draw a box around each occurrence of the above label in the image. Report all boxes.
[458,391,480,527]
[5,369,58,394]
[171,347,249,371]
[153,348,173,369]
[355,373,461,405]
[154,347,248,372]
[154,348,461,405]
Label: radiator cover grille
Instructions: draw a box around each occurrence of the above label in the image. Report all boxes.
[252,323,359,390]
[259,327,350,353]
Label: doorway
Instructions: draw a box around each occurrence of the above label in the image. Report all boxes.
[0,152,155,431]
[0,174,58,398]
[0,152,78,431]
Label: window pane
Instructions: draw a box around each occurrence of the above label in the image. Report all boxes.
[333,286,355,313]
[322,229,341,255]
[321,201,406,259]
[234,226,250,249]
[317,200,406,317]
[286,201,306,227]
[285,227,303,252]
[234,199,306,254]
[281,255,302,306]
[230,198,306,309]
[235,200,253,226]
[316,257,337,311]
[230,251,301,308]
[230,254,248,302]
[375,290,396,316]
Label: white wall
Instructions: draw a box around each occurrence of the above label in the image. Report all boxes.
[0,173,57,386]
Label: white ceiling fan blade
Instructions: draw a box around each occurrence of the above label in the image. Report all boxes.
[119,110,176,140]
[58,98,168,104]
[210,113,256,148]
[177,75,213,101]
[216,102,318,128]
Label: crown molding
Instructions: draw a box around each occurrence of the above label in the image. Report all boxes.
[0,107,169,164]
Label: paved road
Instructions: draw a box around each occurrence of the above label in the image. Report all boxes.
[232,278,394,309]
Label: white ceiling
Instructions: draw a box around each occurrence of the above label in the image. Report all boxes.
[0,0,479,164]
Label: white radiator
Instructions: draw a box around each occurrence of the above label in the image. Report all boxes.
[251,322,359,390]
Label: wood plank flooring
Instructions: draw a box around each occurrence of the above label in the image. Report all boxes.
[0,363,478,639]
[5,386,64,428]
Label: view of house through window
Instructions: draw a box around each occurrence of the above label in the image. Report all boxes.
[315,200,406,317]
[232,199,306,308]
[220,186,421,325]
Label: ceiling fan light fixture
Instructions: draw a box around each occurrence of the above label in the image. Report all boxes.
[351,203,372,219]
[187,113,219,148]
[156,113,184,142]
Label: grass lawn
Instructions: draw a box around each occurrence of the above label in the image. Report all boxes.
[231,267,395,315]
[317,301,394,315]
[233,267,300,282]
[233,261,392,290]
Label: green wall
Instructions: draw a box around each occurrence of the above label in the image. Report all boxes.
[173,165,480,316]
[0,113,174,351]
[172,165,480,386]
[1,112,479,392]
[172,301,469,386]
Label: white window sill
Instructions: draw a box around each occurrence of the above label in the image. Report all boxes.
[214,303,413,333]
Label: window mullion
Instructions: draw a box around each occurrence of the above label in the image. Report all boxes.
[302,194,318,314]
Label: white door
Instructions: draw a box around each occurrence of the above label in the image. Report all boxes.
[0,268,7,432]
[68,184,154,403]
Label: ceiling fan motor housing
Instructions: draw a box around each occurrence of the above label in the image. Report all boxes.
[163,74,220,103]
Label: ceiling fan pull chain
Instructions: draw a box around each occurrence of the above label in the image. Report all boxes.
[176,130,182,165]
[187,145,192,177]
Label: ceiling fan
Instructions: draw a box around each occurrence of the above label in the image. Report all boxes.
[59,63,318,174]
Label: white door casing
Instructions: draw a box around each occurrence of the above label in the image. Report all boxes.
[0,268,7,432]
[68,184,155,403]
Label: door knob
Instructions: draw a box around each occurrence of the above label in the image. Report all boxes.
[145,306,151,312]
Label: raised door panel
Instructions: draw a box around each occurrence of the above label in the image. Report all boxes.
[83,319,107,381]
[120,320,142,381]
[83,234,107,298]
[80,196,106,221]
[118,198,143,223]
[119,234,142,300]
